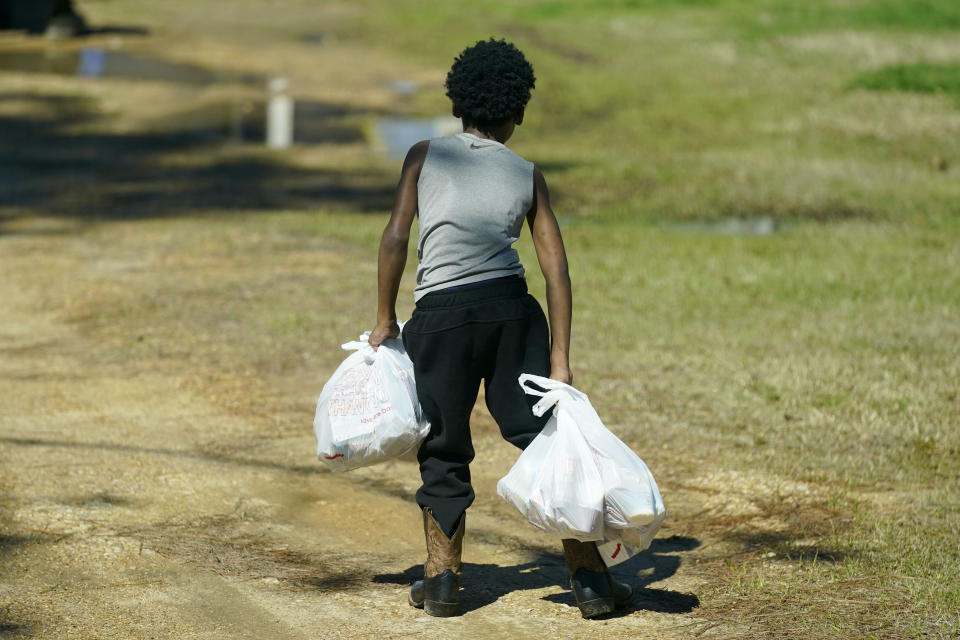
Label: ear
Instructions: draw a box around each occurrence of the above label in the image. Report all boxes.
[452,104,463,119]
[514,109,525,125]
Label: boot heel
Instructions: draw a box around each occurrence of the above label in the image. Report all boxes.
[577,596,615,619]
[423,569,460,617]
[424,599,459,617]
[563,540,632,619]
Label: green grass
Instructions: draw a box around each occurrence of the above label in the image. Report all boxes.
[340,0,960,33]
[853,62,960,101]
[323,0,960,226]
[750,0,960,33]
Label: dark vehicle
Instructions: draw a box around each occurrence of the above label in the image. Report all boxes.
[0,0,86,38]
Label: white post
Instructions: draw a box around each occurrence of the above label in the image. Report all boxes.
[266,76,294,149]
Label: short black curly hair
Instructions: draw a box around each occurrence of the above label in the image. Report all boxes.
[445,38,536,129]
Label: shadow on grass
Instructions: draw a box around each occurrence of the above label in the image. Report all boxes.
[629,535,700,587]
[716,504,852,564]
[0,436,322,476]
[61,492,138,509]
[0,534,35,552]
[83,25,150,37]
[0,531,40,637]
[0,622,31,639]
[0,92,394,228]
[0,531,83,560]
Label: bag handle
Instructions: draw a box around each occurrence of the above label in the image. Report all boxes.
[342,332,377,364]
[518,373,589,417]
[518,373,562,396]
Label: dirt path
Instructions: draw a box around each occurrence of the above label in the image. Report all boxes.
[0,217,770,638]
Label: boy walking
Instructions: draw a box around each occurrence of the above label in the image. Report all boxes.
[368,38,631,619]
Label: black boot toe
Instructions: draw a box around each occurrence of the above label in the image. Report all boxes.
[408,579,425,608]
[612,577,633,608]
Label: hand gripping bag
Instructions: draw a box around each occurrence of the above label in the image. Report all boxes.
[496,386,605,541]
[313,331,430,471]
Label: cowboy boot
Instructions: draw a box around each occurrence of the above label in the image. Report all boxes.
[561,539,633,619]
[408,508,464,617]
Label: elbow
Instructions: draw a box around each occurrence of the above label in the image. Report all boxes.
[381,227,409,251]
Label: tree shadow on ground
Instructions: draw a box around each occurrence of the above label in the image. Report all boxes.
[84,26,151,37]
[0,529,40,638]
[0,92,394,228]
[0,435,323,475]
[0,622,31,639]
[726,529,848,564]
[374,535,700,617]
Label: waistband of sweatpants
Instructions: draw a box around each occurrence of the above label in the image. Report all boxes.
[414,275,528,309]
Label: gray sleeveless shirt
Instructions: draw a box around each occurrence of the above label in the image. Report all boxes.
[414,132,535,301]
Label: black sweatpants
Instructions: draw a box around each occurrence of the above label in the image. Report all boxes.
[402,276,551,538]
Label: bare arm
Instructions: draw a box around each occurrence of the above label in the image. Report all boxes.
[527,167,573,384]
[368,140,428,348]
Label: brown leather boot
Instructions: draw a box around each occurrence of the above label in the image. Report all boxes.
[407,508,464,617]
[562,539,633,618]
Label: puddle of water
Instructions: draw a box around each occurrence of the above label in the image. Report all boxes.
[384,79,418,96]
[376,116,461,157]
[0,48,256,85]
[668,217,779,236]
[296,101,366,144]
[300,32,330,45]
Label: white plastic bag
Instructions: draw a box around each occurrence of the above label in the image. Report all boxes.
[597,520,662,566]
[313,331,430,471]
[497,397,605,540]
[498,374,666,564]
[560,389,666,533]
